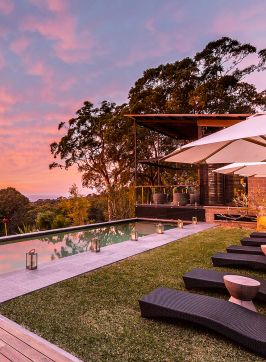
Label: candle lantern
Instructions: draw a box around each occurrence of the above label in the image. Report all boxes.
[177,219,184,229]
[156,222,164,234]
[131,229,138,241]
[26,249,38,270]
[192,216,198,225]
[90,237,101,252]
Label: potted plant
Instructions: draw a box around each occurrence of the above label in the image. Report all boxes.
[172,186,189,206]
[152,187,166,204]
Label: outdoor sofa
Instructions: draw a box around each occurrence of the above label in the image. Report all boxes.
[212,252,266,270]
[183,268,266,302]
[139,287,266,357]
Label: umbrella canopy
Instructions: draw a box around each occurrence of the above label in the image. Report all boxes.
[214,162,266,177]
[162,114,266,164]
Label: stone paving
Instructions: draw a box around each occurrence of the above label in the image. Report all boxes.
[0,222,215,303]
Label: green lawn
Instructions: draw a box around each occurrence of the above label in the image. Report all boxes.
[1,227,265,362]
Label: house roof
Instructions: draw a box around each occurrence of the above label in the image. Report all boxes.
[126,113,251,140]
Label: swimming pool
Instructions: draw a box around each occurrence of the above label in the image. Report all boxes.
[0,220,176,275]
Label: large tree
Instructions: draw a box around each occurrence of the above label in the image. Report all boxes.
[0,187,29,235]
[129,37,266,114]
[50,101,134,219]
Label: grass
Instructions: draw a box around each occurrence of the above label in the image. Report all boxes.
[0,227,266,361]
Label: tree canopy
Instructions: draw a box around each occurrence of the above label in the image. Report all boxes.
[0,187,30,234]
[128,37,266,114]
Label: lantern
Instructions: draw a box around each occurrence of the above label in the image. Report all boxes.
[26,249,38,270]
[131,229,138,241]
[90,237,101,252]
[156,222,164,234]
[192,216,198,225]
[177,219,184,229]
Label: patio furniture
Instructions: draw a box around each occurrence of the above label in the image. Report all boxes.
[227,245,263,255]
[251,232,266,238]
[223,275,260,312]
[241,237,266,246]
[183,268,266,302]
[139,287,266,357]
[212,252,266,270]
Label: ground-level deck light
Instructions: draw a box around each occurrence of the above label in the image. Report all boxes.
[177,219,184,229]
[192,216,198,225]
[131,228,138,241]
[156,222,164,234]
[26,249,38,270]
[90,237,101,252]
[2,217,8,236]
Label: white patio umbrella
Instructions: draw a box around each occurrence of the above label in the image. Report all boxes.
[214,162,266,177]
[162,114,266,164]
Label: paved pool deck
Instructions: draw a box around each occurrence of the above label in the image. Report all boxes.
[0,222,215,303]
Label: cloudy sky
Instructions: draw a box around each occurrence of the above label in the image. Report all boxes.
[0,0,265,198]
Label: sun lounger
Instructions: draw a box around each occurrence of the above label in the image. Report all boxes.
[139,287,266,357]
[241,237,266,246]
[250,232,266,238]
[183,268,266,302]
[212,252,266,270]
[227,245,263,255]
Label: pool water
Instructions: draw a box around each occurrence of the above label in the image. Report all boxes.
[0,221,175,275]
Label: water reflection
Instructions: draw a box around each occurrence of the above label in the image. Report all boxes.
[0,222,174,274]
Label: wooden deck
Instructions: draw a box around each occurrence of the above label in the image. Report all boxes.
[0,315,80,362]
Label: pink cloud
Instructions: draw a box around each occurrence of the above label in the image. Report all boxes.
[0,0,14,15]
[0,53,6,69]
[21,2,95,63]
[0,87,18,113]
[10,36,30,54]
[213,2,266,48]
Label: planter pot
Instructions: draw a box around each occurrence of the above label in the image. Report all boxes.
[153,193,166,204]
[189,191,200,205]
[173,192,188,206]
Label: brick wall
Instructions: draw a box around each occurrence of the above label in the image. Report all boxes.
[248,177,266,205]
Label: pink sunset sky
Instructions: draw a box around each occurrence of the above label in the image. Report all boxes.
[0,0,265,199]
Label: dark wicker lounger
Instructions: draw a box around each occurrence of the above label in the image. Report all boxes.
[227,245,263,255]
[241,237,266,246]
[251,232,266,238]
[212,252,266,270]
[139,287,266,357]
[183,268,266,302]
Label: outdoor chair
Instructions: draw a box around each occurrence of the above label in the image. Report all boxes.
[241,237,266,247]
[227,245,263,255]
[212,252,266,270]
[183,268,266,302]
[139,287,266,357]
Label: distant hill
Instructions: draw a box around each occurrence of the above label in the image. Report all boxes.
[27,194,61,202]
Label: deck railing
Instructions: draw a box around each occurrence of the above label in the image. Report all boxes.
[135,184,199,205]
